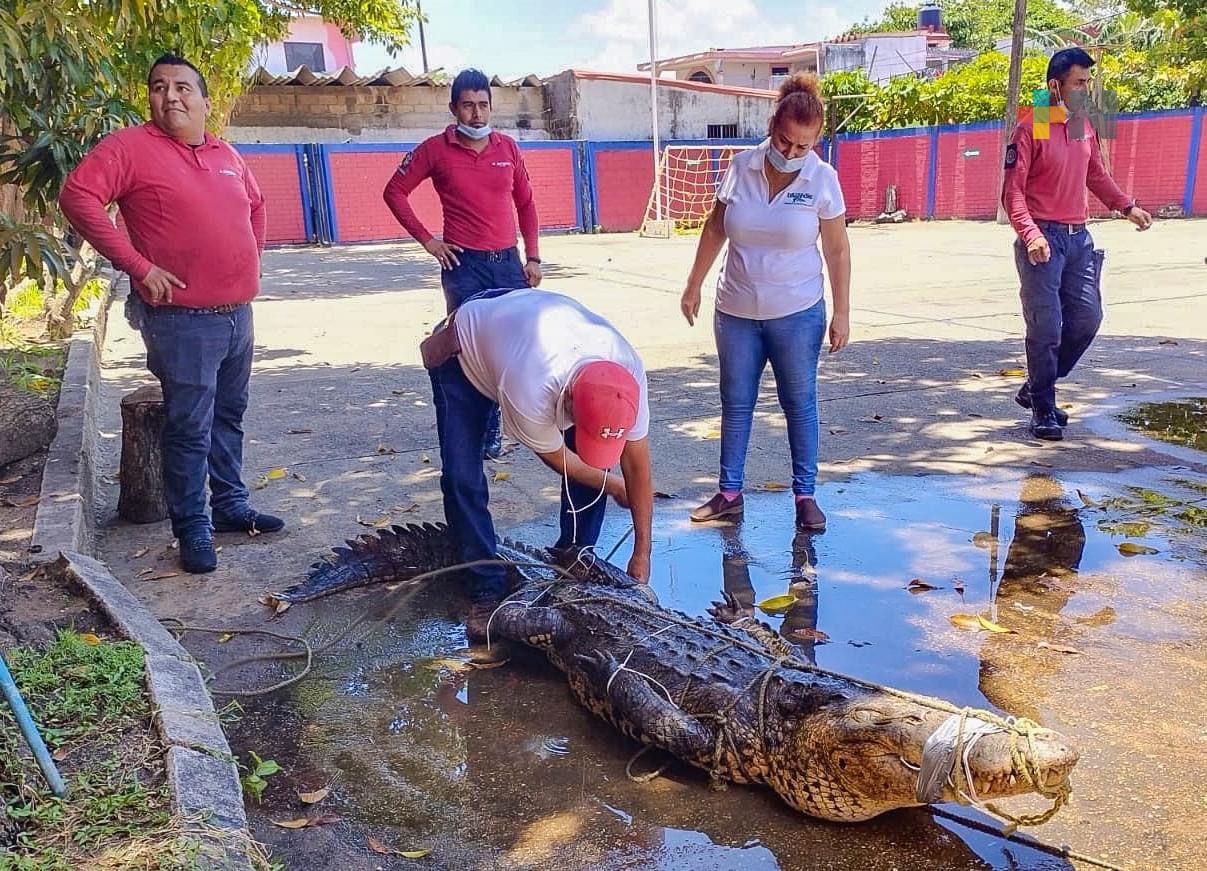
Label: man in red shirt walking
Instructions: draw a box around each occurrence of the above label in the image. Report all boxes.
[1002,48,1152,441]
[383,68,542,459]
[60,54,283,574]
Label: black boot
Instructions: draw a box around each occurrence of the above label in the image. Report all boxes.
[1029,408,1064,441]
[1016,383,1068,426]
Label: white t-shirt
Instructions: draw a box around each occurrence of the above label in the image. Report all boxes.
[715,141,846,320]
[453,289,651,454]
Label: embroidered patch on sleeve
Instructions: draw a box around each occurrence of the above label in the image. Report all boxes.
[398,152,415,174]
[1004,144,1018,169]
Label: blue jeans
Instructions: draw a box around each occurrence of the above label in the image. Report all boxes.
[140,303,254,540]
[430,355,607,605]
[1014,224,1105,414]
[714,301,826,496]
[439,246,529,454]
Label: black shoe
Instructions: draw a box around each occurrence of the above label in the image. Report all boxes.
[212,508,285,534]
[483,433,504,461]
[179,534,218,574]
[690,493,744,522]
[1029,409,1064,441]
[795,498,827,531]
[1015,384,1068,426]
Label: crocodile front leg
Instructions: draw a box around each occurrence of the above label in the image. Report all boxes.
[488,604,573,650]
[708,592,794,658]
[575,649,715,759]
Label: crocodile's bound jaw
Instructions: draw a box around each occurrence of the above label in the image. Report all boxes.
[771,696,1080,822]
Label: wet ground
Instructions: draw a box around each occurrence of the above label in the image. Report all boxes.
[86,222,1207,869]
[1118,397,1207,454]
[225,467,1206,871]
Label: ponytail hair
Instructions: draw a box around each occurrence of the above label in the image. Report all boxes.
[770,70,825,133]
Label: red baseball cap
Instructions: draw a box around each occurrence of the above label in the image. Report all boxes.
[571,361,640,469]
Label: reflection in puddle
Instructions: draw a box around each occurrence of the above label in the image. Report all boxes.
[1118,396,1207,452]
[227,469,1205,870]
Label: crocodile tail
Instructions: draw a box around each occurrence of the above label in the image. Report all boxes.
[276,522,458,602]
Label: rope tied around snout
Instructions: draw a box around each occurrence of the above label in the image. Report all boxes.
[917,708,1072,835]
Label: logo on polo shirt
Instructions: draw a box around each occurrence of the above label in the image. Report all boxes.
[784,191,816,206]
[600,427,626,439]
[491,161,512,168]
[218,168,239,177]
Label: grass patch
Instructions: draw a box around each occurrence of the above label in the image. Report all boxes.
[0,630,179,870]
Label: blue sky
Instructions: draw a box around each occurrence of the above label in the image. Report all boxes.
[353,0,899,80]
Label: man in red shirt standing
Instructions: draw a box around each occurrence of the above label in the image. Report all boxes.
[1002,48,1152,441]
[383,68,542,460]
[60,54,283,574]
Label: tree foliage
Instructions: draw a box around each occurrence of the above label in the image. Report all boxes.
[851,0,1082,50]
[0,0,417,334]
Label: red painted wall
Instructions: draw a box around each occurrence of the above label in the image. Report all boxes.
[836,134,930,220]
[328,145,578,243]
[933,128,1002,220]
[240,151,307,244]
[1088,113,1193,216]
[1195,113,1207,215]
[594,149,655,233]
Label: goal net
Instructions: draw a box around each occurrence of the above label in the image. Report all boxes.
[639,144,755,237]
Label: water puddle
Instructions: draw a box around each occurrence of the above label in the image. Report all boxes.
[225,468,1206,870]
[1118,397,1207,453]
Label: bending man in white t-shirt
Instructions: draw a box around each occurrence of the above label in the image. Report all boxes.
[427,288,654,643]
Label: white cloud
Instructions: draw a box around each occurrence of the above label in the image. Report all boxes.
[353,39,467,77]
[570,0,855,74]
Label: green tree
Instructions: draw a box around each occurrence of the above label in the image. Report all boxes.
[851,0,1082,50]
[0,0,417,335]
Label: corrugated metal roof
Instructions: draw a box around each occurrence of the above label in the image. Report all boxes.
[249,65,542,87]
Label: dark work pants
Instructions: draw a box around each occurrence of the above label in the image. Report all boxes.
[140,303,254,541]
[1013,224,1105,415]
[439,246,530,456]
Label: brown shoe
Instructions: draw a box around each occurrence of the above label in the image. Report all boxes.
[795,498,826,531]
[690,492,744,522]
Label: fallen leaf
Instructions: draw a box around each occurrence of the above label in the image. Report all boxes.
[422,656,475,675]
[79,633,101,646]
[757,594,797,615]
[272,818,311,829]
[0,474,23,485]
[52,747,68,761]
[420,453,431,464]
[1117,542,1159,556]
[391,389,407,396]
[396,502,420,513]
[969,372,983,379]
[791,627,831,644]
[757,482,789,492]
[292,472,306,481]
[971,531,995,548]
[252,476,269,490]
[953,579,966,595]
[272,813,340,829]
[218,633,234,644]
[1030,460,1053,468]
[298,787,330,804]
[266,467,288,480]
[492,470,511,483]
[368,839,432,859]
[1076,489,1098,508]
[703,428,721,440]
[287,428,313,435]
[1038,641,1082,655]
[998,368,1026,377]
[977,615,1016,634]
[1089,684,1110,692]
[258,594,292,617]
[1158,338,1178,346]
[469,658,509,670]
[653,491,679,499]
[906,578,939,593]
[376,443,399,455]
[130,547,150,559]
[368,837,392,855]
[949,614,982,630]
[399,849,432,859]
[142,571,180,581]
[858,415,884,423]
[828,427,848,435]
[101,475,120,485]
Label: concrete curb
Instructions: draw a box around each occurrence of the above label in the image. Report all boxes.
[29,277,114,560]
[52,552,252,870]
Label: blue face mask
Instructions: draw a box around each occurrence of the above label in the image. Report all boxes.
[765,137,809,173]
[457,123,492,141]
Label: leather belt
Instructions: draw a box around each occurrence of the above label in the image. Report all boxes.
[148,302,246,315]
[1037,220,1086,235]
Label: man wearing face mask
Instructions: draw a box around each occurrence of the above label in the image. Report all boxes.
[383,68,541,460]
[1002,47,1152,442]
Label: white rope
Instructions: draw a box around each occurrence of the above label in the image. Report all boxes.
[915,711,1005,804]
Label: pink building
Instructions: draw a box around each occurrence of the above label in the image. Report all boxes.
[257,15,358,74]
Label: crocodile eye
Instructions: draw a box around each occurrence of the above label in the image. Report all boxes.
[838,758,848,770]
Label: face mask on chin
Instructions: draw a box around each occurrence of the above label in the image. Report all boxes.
[457,123,492,140]
[765,138,809,173]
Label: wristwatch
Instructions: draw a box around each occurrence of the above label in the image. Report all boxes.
[1122,201,1137,216]
[527,256,542,264]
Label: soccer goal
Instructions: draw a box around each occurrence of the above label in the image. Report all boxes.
[639,144,756,237]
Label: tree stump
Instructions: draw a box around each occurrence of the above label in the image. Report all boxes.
[0,384,56,468]
[118,384,168,524]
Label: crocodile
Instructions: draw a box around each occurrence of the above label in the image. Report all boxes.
[277,522,1079,824]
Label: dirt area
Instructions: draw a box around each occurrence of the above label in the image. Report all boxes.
[33,218,1207,869]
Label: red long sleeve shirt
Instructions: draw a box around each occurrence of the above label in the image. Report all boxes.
[382,126,539,258]
[1002,120,1131,246]
[59,122,266,308]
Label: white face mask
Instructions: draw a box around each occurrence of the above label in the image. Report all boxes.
[457,123,492,140]
[765,138,809,173]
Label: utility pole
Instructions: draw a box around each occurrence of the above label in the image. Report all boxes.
[647,0,662,221]
[996,0,1028,224]
[416,0,429,74]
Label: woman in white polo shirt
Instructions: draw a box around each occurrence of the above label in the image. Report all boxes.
[680,72,851,531]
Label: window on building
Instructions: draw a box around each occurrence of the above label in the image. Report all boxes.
[688,70,713,84]
[707,123,739,139]
[771,66,790,76]
[284,42,326,72]
[769,65,791,90]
